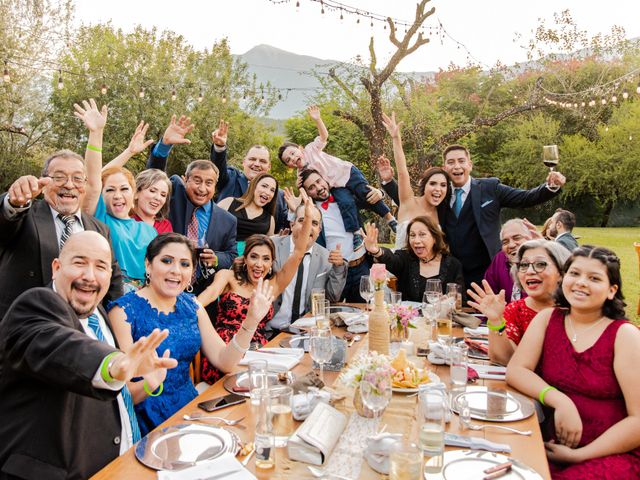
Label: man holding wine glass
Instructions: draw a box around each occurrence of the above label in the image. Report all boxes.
[441,144,566,289]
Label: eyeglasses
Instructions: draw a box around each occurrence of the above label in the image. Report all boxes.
[47,174,87,187]
[517,261,548,273]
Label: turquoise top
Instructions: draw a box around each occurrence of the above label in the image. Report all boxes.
[95,195,157,281]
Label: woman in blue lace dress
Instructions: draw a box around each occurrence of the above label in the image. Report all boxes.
[108,233,274,436]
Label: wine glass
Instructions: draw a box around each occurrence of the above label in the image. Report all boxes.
[359,275,374,310]
[309,327,333,383]
[424,279,442,305]
[360,368,392,428]
[542,145,560,192]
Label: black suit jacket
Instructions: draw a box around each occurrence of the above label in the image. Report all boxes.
[0,288,122,480]
[0,196,124,319]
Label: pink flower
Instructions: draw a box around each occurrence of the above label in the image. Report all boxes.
[370,264,387,287]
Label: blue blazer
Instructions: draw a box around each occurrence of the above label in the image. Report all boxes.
[146,151,238,272]
[458,177,559,257]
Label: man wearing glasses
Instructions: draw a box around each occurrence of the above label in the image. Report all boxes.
[0,150,124,319]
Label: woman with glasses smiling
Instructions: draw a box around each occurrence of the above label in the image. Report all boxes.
[467,239,570,365]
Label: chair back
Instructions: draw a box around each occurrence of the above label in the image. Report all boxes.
[190,350,202,385]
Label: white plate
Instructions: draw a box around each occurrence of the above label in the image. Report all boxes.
[424,450,543,479]
[392,372,440,393]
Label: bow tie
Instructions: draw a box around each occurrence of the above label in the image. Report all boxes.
[320,195,335,210]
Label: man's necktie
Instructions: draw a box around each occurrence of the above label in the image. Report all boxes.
[58,214,77,249]
[453,188,464,218]
[87,313,142,443]
[186,210,199,283]
[290,253,309,321]
[320,195,335,210]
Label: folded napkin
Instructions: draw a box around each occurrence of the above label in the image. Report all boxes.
[157,453,256,480]
[452,311,482,328]
[291,316,319,329]
[292,387,332,421]
[337,312,368,333]
[427,342,449,365]
[239,348,304,370]
[464,326,489,336]
[468,363,506,380]
[364,433,403,475]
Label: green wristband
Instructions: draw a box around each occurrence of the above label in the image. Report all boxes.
[143,380,163,397]
[86,144,102,152]
[539,386,557,406]
[100,351,121,383]
[487,318,506,332]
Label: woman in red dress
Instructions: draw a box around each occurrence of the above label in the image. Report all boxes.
[468,239,570,365]
[507,246,640,479]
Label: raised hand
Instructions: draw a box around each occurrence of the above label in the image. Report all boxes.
[363,222,379,253]
[365,185,383,204]
[466,280,506,323]
[162,114,194,145]
[7,175,51,207]
[381,112,402,139]
[522,218,543,240]
[142,349,171,392]
[328,243,344,266]
[376,155,395,183]
[126,121,154,155]
[246,278,275,327]
[283,186,300,212]
[73,98,108,132]
[109,328,178,382]
[546,171,566,189]
[211,119,229,147]
[307,105,321,121]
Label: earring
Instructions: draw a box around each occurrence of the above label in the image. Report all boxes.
[242,263,247,271]
[268,267,272,276]
[186,284,194,293]
[145,272,150,285]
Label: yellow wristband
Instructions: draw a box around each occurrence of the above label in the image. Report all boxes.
[539,386,557,406]
[86,144,102,153]
[143,379,163,397]
[487,318,506,333]
[100,352,121,383]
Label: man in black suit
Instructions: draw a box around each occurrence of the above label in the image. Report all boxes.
[441,144,566,288]
[146,115,237,295]
[0,149,123,319]
[0,231,176,479]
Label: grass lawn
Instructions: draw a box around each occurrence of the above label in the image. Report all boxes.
[573,227,639,321]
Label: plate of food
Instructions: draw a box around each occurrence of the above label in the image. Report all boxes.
[390,349,440,393]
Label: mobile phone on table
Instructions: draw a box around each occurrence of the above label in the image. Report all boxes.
[197,393,246,412]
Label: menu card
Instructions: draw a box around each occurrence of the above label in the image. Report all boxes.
[287,402,347,465]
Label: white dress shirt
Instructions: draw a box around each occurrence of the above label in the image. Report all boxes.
[50,205,84,242]
[449,177,472,209]
[318,200,361,261]
[269,238,312,330]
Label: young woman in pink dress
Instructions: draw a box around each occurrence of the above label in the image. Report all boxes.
[507,245,640,479]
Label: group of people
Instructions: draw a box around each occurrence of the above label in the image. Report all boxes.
[0,97,637,480]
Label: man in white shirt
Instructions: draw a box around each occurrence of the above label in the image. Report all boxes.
[0,231,176,479]
[300,169,370,302]
[268,204,347,333]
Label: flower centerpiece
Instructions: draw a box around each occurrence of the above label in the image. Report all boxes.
[350,352,395,417]
[367,264,390,354]
[388,304,419,342]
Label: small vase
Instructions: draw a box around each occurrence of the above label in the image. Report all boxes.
[353,385,375,418]
[390,323,409,343]
[368,289,390,355]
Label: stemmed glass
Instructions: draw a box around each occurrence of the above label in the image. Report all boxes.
[543,145,560,192]
[424,279,442,305]
[360,366,392,428]
[309,327,333,383]
[359,275,374,310]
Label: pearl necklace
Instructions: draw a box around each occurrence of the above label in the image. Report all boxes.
[567,315,607,343]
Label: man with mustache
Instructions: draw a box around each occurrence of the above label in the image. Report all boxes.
[0,231,177,479]
[0,149,124,319]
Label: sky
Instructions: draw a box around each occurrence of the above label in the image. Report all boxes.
[73,0,640,72]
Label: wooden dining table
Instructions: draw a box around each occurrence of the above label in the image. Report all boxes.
[92,312,551,479]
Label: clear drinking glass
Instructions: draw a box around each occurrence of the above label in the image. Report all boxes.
[450,343,469,387]
[314,299,331,329]
[390,439,423,480]
[418,387,447,474]
[254,388,275,469]
[248,359,269,408]
[386,290,402,306]
[424,279,442,305]
[268,385,294,447]
[435,299,453,344]
[359,275,374,310]
[543,144,560,192]
[311,288,325,316]
[359,371,392,425]
[446,283,462,311]
[309,327,333,383]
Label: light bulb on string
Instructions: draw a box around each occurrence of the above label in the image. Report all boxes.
[339,8,343,21]
[198,89,204,102]
[623,89,629,100]
[171,89,176,101]
[278,92,282,100]
[601,98,607,105]
[611,95,617,103]
[139,87,145,99]
[581,101,586,107]
[629,135,633,141]
[573,103,578,108]
[221,95,227,104]
[100,83,107,95]
[295,0,299,12]
[3,61,10,83]
[589,99,596,107]
[57,70,63,90]
[356,17,360,24]
[605,126,609,132]
[370,17,374,28]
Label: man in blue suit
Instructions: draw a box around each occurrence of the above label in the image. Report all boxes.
[209,120,289,232]
[441,144,565,289]
[146,115,237,295]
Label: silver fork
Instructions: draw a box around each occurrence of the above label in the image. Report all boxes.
[461,417,531,435]
[183,413,246,429]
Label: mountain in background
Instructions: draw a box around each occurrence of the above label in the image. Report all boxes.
[235,44,435,121]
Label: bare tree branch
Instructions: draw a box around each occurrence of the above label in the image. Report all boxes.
[328,67,359,103]
[368,37,377,75]
[333,109,372,139]
[0,125,28,136]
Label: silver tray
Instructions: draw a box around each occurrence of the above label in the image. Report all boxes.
[279,335,309,351]
[450,386,535,422]
[135,423,240,471]
[222,367,295,397]
[424,450,543,479]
